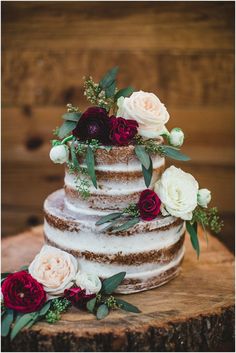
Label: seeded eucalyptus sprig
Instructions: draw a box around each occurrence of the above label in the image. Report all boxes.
[86,272,141,320]
[186,206,223,258]
[45,298,71,324]
[83,67,134,113]
[192,206,223,234]
[67,138,101,197]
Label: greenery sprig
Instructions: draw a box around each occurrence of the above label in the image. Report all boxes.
[192,206,223,234]
[86,272,141,319]
[186,206,223,258]
[134,136,190,188]
[45,298,71,324]
[96,203,140,233]
[83,68,134,115]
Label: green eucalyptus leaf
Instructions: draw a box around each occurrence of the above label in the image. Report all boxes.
[23,319,38,330]
[1,308,6,317]
[102,272,126,294]
[96,212,123,226]
[186,221,200,258]
[10,312,38,341]
[99,66,119,89]
[58,121,77,139]
[96,304,109,320]
[86,146,97,189]
[162,145,190,161]
[142,156,153,187]
[105,81,116,98]
[112,217,140,233]
[135,145,150,170]
[86,297,97,313]
[1,309,14,337]
[14,312,24,324]
[39,301,52,317]
[62,112,82,122]
[102,218,123,232]
[116,299,141,313]
[115,86,134,100]
[70,142,80,169]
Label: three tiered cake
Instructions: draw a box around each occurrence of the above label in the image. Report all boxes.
[43,67,215,294]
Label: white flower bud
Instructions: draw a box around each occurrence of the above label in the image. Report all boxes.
[49,145,69,164]
[197,188,211,208]
[169,128,184,147]
[75,271,102,295]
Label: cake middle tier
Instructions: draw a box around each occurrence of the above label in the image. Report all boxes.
[65,144,165,211]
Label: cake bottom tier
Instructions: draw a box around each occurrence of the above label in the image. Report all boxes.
[44,189,186,294]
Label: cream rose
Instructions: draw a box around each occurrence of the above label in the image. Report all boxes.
[154,166,199,220]
[75,271,102,295]
[117,91,170,138]
[29,245,78,296]
[197,188,211,208]
[49,144,69,164]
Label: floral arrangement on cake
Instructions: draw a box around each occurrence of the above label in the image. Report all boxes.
[1,67,223,340]
[49,66,222,252]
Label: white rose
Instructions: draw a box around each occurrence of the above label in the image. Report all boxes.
[75,271,102,295]
[117,91,170,138]
[197,188,211,208]
[29,245,78,296]
[49,144,69,164]
[169,128,184,147]
[155,165,199,220]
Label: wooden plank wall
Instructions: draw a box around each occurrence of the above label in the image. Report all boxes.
[2,2,235,250]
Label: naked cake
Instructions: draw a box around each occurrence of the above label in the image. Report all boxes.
[44,67,221,294]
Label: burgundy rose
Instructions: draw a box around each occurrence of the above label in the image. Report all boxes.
[138,189,161,221]
[109,116,138,146]
[1,271,46,313]
[73,107,110,144]
[64,287,95,310]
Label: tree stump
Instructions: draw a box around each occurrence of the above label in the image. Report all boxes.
[1,226,235,352]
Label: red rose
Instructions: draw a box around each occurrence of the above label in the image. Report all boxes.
[64,287,95,310]
[73,107,110,144]
[109,116,138,146]
[138,189,161,221]
[1,271,46,313]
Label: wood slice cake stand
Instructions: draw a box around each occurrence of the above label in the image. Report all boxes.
[1,226,235,352]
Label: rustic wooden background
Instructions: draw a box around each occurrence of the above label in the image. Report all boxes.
[2,2,235,251]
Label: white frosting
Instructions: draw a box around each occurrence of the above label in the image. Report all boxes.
[44,220,185,255]
[77,247,185,279]
[79,155,164,172]
[65,169,162,196]
[65,172,146,195]
[64,199,110,216]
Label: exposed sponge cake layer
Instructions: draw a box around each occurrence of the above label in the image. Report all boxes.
[43,189,185,294]
[74,140,163,166]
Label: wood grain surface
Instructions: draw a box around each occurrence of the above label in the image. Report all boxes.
[2,2,235,251]
[1,226,235,352]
